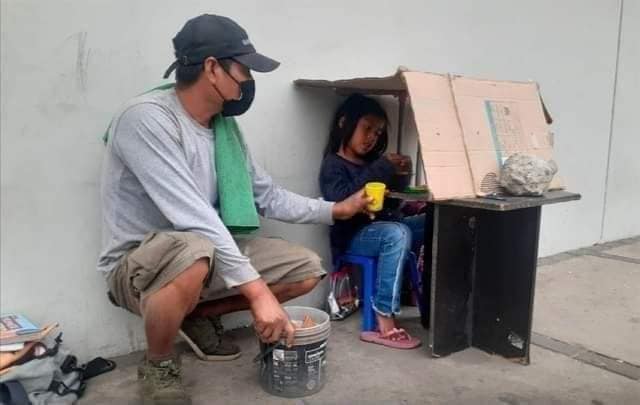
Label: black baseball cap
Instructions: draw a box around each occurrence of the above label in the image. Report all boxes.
[163,14,280,79]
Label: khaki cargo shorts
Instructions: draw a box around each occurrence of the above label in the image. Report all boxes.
[106,231,327,315]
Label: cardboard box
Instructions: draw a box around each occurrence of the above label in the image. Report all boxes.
[295,69,562,200]
[402,71,562,199]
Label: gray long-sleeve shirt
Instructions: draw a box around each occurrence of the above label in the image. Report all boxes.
[98,88,334,288]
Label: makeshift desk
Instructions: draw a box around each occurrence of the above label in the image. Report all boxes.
[401,190,580,364]
[294,73,580,364]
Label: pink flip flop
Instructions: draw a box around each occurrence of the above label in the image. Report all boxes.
[360,328,421,350]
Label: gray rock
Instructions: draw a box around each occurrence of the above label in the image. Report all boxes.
[499,154,558,196]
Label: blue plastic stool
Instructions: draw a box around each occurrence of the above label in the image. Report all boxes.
[334,252,424,332]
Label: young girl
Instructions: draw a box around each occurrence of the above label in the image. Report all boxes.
[319,93,424,349]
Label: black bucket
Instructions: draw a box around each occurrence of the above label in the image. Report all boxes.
[257,306,330,398]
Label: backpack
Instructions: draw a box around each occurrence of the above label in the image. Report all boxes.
[0,333,114,405]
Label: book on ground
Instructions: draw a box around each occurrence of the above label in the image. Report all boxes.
[0,323,58,372]
[0,342,25,352]
[0,314,42,345]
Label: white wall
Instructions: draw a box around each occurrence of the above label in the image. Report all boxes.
[602,0,640,241]
[1,0,636,359]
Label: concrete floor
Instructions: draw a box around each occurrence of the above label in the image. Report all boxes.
[80,238,640,404]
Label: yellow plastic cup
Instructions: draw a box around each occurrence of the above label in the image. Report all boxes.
[365,182,386,212]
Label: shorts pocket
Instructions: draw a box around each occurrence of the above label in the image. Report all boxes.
[127,232,181,293]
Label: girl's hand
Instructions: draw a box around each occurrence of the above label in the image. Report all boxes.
[384,153,404,170]
[385,153,412,174]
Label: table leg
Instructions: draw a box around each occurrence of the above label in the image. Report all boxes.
[429,205,477,357]
[471,207,541,364]
[420,204,434,329]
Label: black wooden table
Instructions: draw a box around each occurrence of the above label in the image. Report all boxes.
[417,190,581,364]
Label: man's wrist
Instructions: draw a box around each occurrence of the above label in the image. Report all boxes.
[237,278,270,302]
[332,201,345,220]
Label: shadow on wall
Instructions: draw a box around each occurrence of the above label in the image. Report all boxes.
[288,85,342,159]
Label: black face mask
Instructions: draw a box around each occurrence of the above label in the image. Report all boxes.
[215,77,255,117]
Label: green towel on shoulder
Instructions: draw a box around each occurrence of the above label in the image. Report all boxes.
[102,83,259,234]
[213,114,260,234]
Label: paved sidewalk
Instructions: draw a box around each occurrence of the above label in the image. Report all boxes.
[80,237,640,404]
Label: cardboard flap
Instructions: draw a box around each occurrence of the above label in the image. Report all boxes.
[401,72,475,199]
[450,76,560,195]
[539,94,553,124]
[294,71,406,95]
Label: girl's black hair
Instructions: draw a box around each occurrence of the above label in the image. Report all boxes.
[323,93,389,162]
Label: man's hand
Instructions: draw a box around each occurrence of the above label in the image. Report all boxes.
[238,279,295,347]
[332,188,373,220]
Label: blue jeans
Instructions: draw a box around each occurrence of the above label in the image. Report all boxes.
[346,214,425,317]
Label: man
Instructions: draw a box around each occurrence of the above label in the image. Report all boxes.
[98,14,370,404]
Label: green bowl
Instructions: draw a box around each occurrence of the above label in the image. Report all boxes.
[402,186,430,194]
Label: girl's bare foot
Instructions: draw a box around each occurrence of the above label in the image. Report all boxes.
[361,313,422,349]
[376,314,396,334]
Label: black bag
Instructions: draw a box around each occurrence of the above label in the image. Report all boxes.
[0,333,115,405]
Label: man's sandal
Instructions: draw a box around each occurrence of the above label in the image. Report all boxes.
[180,316,241,361]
